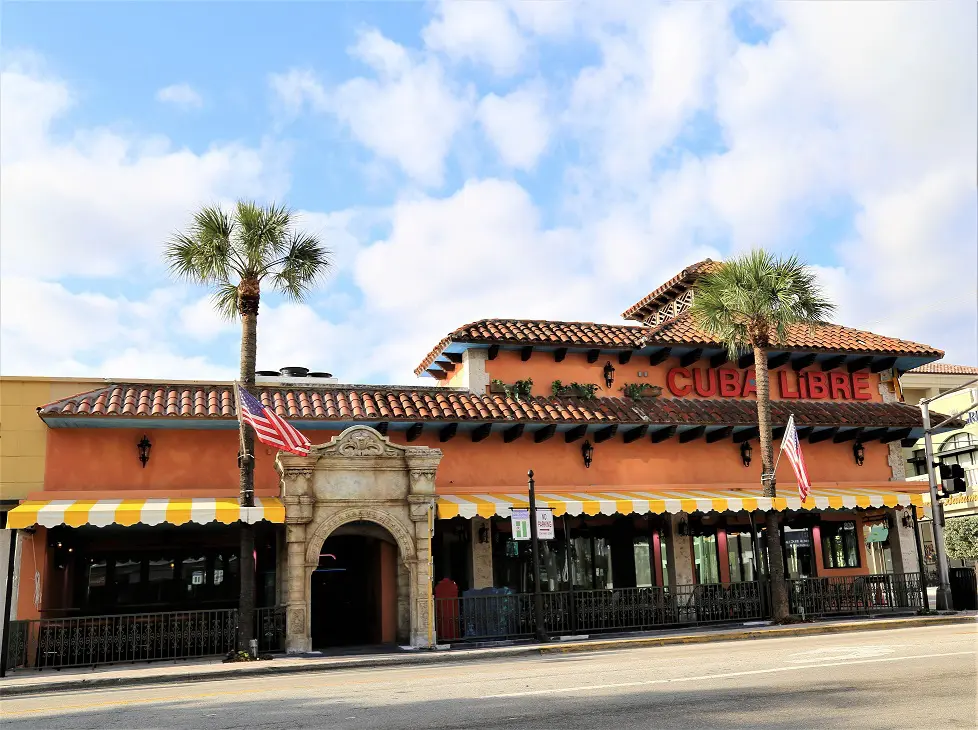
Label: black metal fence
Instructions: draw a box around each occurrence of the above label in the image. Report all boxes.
[436,581,769,642]
[4,607,287,671]
[786,573,925,617]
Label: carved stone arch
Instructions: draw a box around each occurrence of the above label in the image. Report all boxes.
[304,506,417,566]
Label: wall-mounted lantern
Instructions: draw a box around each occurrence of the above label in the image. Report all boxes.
[478,523,490,544]
[901,510,914,529]
[853,441,865,467]
[603,361,616,388]
[740,441,753,468]
[137,435,152,468]
[581,439,594,468]
[677,515,689,537]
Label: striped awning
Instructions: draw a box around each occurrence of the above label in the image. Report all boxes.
[5,498,285,530]
[436,487,928,519]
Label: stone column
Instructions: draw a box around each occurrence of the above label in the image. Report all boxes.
[408,495,435,647]
[888,508,920,575]
[462,348,490,395]
[284,523,310,653]
[666,514,695,587]
[470,517,494,588]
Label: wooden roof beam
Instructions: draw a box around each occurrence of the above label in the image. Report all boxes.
[594,425,618,443]
[503,424,525,443]
[564,424,588,443]
[820,355,846,372]
[705,426,734,444]
[375,422,389,436]
[444,352,464,364]
[880,427,913,444]
[679,425,706,443]
[680,348,703,367]
[587,349,600,364]
[767,352,791,369]
[709,351,729,368]
[439,423,458,442]
[521,346,534,362]
[808,427,839,444]
[737,351,755,369]
[487,345,499,360]
[406,422,424,442]
[649,425,677,443]
[534,424,557,443]
[649,348,671,366]
[832,427,863,444]
[471,423,492,442]
[871,357,897,373]
[618,350,633,365]
[791,354,817,372]
[847,356,874,373]
[623,425,648,443]
[426,369,448,380]
[732,427,759,444]
[554,347,567,363]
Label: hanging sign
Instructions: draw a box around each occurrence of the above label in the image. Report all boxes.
[512,509,531,541]
[536,509,555,540]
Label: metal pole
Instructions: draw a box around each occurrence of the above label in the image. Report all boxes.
[0,525,17,678]
[563,516,577,633]
[911,509,929,612]
[920,400,952,610]
[527,470,547,643]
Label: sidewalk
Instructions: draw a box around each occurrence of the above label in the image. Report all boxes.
[1,613,974,698]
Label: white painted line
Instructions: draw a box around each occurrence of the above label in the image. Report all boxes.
[482,650,977,699]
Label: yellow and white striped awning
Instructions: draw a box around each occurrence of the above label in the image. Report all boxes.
[5,498,285,530]
[436,487,928,519]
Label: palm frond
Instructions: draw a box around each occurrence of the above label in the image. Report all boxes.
[690,248,836,351]
[270,231,333,301]
[236,200,293,275]
[211,281,241,321]
[164,205,238,284]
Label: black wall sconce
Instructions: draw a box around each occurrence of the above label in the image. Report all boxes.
[853,441,865,466]
[581,439,594,468]
[901,510,914,529]
[603,361,616,388]
[740,441,753,468]
[677,515,689,537]
[478,523,490,544]
[137,435,152,468]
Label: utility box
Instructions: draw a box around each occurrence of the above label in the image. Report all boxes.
[949,567,977,611]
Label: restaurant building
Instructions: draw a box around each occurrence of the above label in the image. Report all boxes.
[3,260,958,665]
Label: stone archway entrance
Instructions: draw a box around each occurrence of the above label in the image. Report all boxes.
[276,426,442,652]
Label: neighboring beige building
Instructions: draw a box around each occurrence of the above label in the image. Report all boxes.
[900,364,978,573]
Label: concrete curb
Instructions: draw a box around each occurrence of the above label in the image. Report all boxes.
[1,615,973,698]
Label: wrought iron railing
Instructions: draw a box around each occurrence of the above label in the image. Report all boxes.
[4,606,288,670]
[786,573,924,617]
[436,581,769,642]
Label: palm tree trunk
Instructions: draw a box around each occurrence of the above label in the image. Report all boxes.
[237,283,259,652]
[753,345,789,621]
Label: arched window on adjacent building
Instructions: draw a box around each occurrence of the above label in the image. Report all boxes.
[938,432,977,469]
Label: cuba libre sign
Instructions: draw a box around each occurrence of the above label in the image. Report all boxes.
[666,366,874,401]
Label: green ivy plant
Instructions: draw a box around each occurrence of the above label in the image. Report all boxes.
[621,383,664,399]
[552,380,599,399]
[493,378,534,401]
[944,516,978,561]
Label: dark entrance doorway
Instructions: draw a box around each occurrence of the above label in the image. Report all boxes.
[310,525,398,648]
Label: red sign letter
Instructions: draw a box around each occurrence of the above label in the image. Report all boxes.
[718,368,740,397]
[667,367,692,396]
[741,368,757,398]
[852,372,872,401]
[693,368,717,397]
[829,372,853,400]
[807,372,830,399]
[778,370,800,399]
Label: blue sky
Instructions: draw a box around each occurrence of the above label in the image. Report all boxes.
[1,1,975,384]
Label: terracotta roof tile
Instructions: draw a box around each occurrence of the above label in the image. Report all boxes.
[621,258,721,321]
[37,383,960,431]
[907,363,978,375]
[414,312,943,375]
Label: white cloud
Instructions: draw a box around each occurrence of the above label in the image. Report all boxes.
[268,68,328,118]
[0,62,290,280]
[477,85,551,171]
[178,295,237,342]
[422,0,527,76]
[155,83,203,109]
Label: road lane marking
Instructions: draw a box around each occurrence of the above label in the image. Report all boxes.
[483,650,977,699]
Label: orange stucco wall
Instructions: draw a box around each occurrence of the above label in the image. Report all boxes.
[484,349,884,404]
[40,423,893,499]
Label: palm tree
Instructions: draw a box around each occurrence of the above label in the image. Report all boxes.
[690,250,834,621]
[165,201,331,650]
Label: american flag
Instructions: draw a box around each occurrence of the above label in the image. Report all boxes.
[236,384,310,456]
[780,414,812,501]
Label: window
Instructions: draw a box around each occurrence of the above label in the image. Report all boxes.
[633,537,653,588]
[693,533,720,584]
[783,527,816,578]
[726,531,760,582]
[821,521,860,569]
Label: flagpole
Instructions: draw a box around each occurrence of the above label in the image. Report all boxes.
[768,413,792,478]
[232,381,254,507]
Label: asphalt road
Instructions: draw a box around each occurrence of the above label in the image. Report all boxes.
[1,624,975,730]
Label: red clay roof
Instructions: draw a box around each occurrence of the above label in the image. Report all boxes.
[414,313,943,375]
[38,383,946,430]
[641,311,943,358]
[621,258,721,321]
[907,363,978,375]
